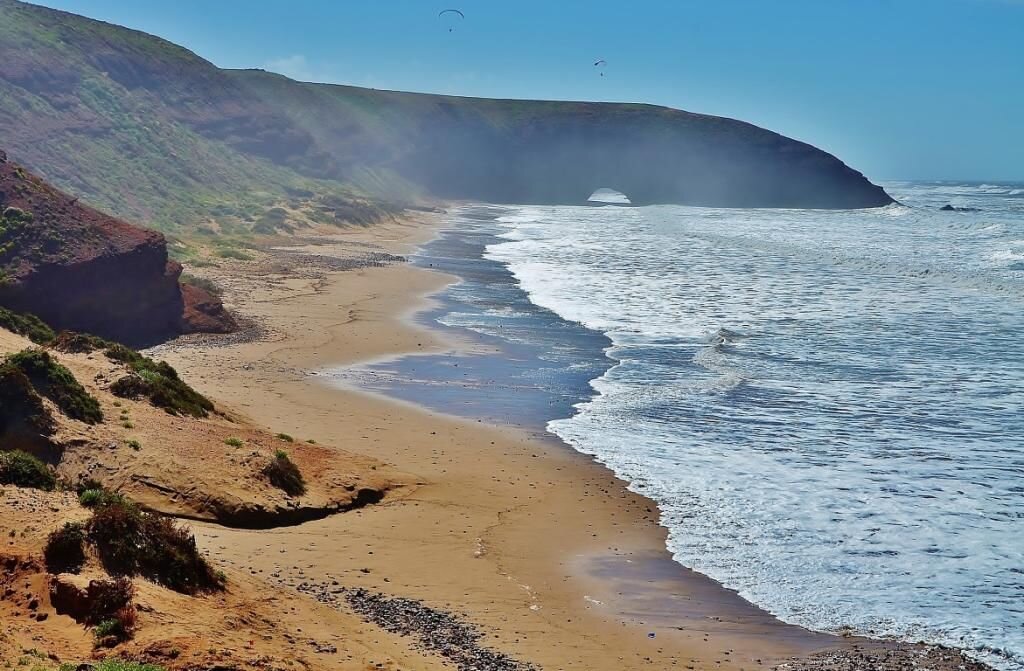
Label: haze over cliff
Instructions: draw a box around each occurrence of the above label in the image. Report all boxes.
[0,0,892,231]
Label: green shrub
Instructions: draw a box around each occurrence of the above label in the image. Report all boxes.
[79,488,126,509]
[86,577,134,624]
[92,659,166,671]
[94,612,135,646]
[106,345,213,418]
[87,499,146,572]
[0,450,56,490]
[79,489,105,507]
[223,437,243,447]
[44,522,86,573]
[0,307,55,345]
[51,331,112,354]
[275,433,294,443]
[127,439,141,451]
[0,365,56,437]
[263,450,306,496]
[3,349,103,424]
[86,499,224,594]
[216,248,253,261]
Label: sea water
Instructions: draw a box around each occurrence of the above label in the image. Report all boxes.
[483,183,1024,670]
[330,183,1023,669]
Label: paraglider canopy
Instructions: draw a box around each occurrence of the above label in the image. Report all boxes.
[594,59,608,77]
[439,9,465,32]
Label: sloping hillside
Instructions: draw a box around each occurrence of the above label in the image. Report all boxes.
[0,0,403,231]
[0,0,891,231]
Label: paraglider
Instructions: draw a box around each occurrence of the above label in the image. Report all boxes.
[439,9,465,32]
[594,59,607,77]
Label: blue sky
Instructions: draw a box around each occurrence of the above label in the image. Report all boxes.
[36,0,1024,181]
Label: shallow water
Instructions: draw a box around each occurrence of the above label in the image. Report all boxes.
[331,182,1024,670]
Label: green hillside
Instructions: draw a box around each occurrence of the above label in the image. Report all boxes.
[0,0,892,235]
[0,0,400,234]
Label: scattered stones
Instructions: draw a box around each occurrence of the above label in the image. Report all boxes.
[293,579,539,671]
[774,643,996,671]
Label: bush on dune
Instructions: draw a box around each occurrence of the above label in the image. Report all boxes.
[106,344,213,418]
[88,577,137,645]
[44,522,87,573]
[86,498,224,594]
[263,449,306,496]
[51,330,112,354]
[0,449,56,490]
[0,306,55,345]
[79,487,128,509]
[3,349,103,424]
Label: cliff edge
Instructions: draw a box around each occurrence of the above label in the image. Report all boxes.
[0,151,234,345]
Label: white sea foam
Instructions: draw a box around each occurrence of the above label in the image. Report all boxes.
[481,180,1024,671]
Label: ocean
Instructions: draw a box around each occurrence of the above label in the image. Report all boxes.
[329,181,1024,670]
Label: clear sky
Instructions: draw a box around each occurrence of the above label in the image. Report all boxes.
[34,0,1024,181]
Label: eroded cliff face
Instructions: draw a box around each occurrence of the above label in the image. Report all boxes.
[0,151,232,345]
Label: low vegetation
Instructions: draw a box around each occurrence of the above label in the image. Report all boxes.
[275,432,294,443]
[179,273,222,297]
[216,248,254,261]
[85,497,224,594]
[51,330,111,354]
[44,522,86,573]
[3,349,103,424]
[0,306,55,345]
[263,449,306,496]
[0,449,56,490]
[89,659,166,671]
[87,577,137,646]
[106,344,213,418]
[78,487,127,509]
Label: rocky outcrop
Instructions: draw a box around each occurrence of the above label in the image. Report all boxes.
[179,283,237,335]
[0,152,233,345]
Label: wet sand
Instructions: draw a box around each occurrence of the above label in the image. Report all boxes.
[157,214,895,670]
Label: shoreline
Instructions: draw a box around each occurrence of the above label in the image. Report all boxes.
[156,212,987,670]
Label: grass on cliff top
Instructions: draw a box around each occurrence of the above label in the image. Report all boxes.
[0,449,56,490]
[106,344,214,418]
[3,349,103,424]
[0,306,55,345]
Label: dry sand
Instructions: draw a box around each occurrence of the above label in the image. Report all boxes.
[152,214,922,670]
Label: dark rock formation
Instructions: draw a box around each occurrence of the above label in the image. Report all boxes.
[940,204,980,212]
[0,154,233,346]
[179,283,237,335]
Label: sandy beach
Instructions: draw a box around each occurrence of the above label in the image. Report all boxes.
[151,213,957,671]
